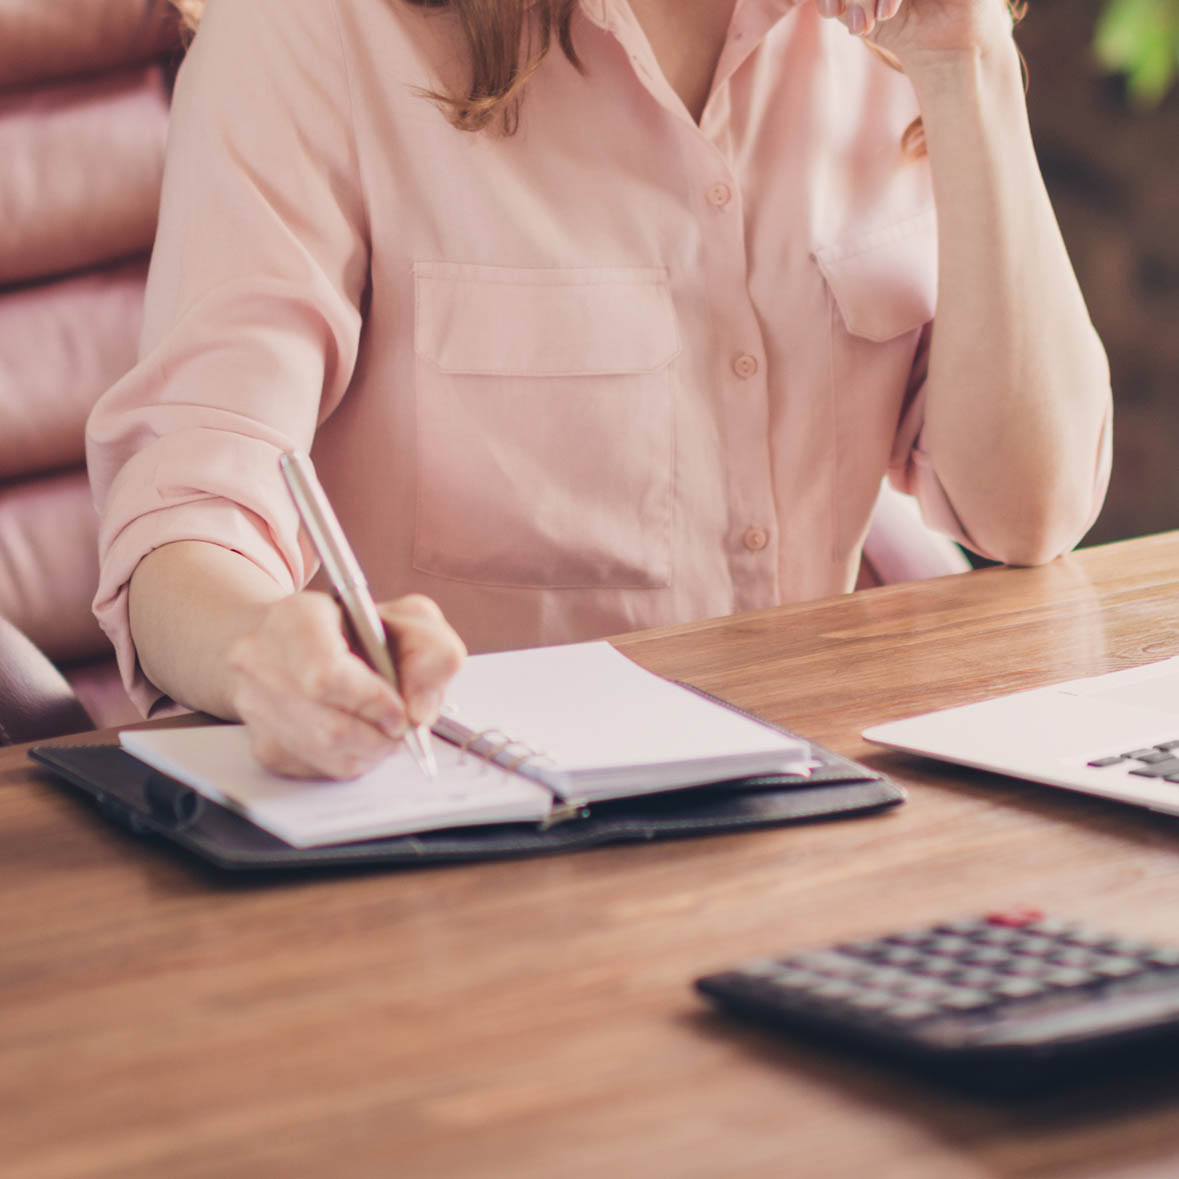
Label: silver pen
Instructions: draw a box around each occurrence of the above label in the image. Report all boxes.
[278,449,438,779]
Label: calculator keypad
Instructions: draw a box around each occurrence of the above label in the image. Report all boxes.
[697,911,1179,1058]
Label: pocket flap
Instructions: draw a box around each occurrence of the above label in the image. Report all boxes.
[414,263,681,375]
[813,208,937,343]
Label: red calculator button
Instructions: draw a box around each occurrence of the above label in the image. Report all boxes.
[986,908,1045,928]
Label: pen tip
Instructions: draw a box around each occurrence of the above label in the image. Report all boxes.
[409,724,438,779]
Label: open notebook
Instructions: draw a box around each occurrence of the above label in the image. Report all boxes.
[119,642,810,847]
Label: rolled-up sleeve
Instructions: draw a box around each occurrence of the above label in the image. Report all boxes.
[86,0,368,714]
[886,321,1114,562]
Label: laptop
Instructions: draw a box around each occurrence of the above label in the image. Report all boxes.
[863,656,1179,817]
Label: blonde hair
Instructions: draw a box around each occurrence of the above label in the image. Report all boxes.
[169,0,1027,145]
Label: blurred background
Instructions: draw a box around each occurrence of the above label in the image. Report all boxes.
[1023,0,1179,545]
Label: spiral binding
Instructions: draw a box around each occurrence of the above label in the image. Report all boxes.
[453,726,587,826]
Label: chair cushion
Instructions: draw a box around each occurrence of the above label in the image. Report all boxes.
[0,466,109,662]
[0,256,147,478]
[0,616,93,745]
[0,0,181,91]
[0,65,169,284]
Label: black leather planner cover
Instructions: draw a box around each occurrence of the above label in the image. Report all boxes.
[28,717,903,872]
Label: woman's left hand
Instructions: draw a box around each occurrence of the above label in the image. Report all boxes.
[809,0,1015,71]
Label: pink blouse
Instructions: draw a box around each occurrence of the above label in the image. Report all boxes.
[87,0,1111,714]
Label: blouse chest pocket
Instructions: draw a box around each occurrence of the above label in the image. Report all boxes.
[813,207,938,344]
[411,263,681,589]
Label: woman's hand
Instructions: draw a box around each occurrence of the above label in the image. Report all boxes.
[227,591,466,780]
[807,0,1015,72]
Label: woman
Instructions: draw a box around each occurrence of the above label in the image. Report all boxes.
[87,0,1112,778]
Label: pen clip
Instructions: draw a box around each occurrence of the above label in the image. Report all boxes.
[278,451,367,590]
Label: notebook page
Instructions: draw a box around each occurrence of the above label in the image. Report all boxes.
[120,725,552,847]
[438,641,809,798]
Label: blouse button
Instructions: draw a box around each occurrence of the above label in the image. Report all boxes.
[707,182,733,209]
[732,353,759,379]
[742,526,769,552]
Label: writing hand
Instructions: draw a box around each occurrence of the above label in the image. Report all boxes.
[227,591,465,780]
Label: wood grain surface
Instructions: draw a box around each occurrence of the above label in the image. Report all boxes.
[6,533,1179,1179]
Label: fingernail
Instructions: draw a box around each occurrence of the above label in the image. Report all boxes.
[875,0,888,17]
[817,0,841,16]
[848,5,866,33]
[380,711,407,740]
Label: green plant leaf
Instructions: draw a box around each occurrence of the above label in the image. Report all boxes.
[1094,0,1179,106]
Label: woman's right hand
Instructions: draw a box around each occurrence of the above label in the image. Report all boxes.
[226,591,466,780]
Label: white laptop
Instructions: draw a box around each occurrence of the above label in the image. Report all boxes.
[863,656,1179,818]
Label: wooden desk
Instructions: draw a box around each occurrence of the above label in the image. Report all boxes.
[7,533,1179,1179]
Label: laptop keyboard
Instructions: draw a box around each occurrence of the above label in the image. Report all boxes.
[1088,741,1179,780]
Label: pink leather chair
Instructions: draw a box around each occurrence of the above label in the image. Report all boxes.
[0,616,93,745]
[0,1,181,732]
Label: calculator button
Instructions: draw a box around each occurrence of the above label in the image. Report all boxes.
[879,946,924,967]
[954,968,1005,990]
[1087,756,1125,767]
[927,935,972,956]
[845,989,895,1011]
[1061,925,1111,948]
[1025,917,1076,937]
[1012,936,1058,956]
[1156,740,1179,751]
[962,945,1015,967]
[1005,958,1057,978]
[810,979,858,1001]
[986,908,1044,928]
[939,989,995,1011]
[774,968,822,989]
[913,955,959,977]
[1090,955,1146,979]
[1123,748,1162,759]
[1101,937,1155,957]
[1048,947,1102,969]
[975,927,1023,946]
[1148,948,1179,967]
[885,1000,940,1021]
[1041,967,1097,989]
[992,976,1049,1000]
[857,966,911,990]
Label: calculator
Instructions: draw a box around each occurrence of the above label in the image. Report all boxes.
[694,910,1179,1092]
